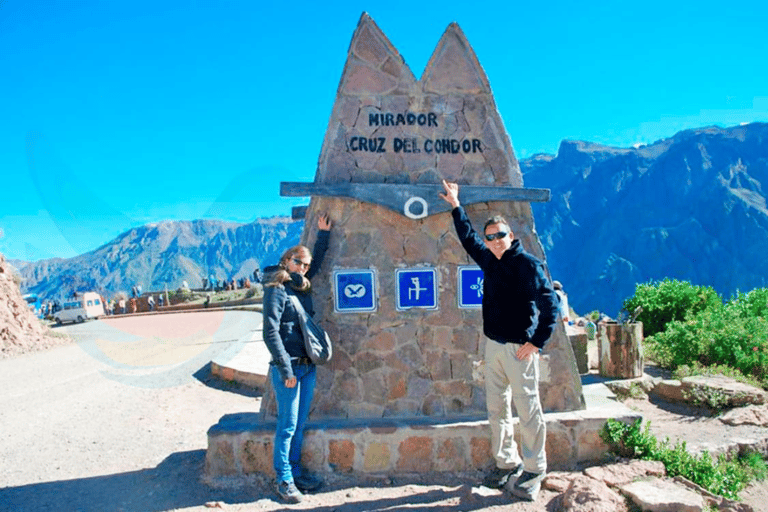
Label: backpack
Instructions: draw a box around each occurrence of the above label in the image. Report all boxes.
[288,294,333,365]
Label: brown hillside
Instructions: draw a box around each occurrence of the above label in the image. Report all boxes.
[0,253,70,358]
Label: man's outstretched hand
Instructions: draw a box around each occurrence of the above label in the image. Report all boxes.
[440,180,461,208]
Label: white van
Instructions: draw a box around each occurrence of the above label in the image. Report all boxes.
[54,292,105,325]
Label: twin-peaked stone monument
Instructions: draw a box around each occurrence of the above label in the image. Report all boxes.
[207,13,589,478]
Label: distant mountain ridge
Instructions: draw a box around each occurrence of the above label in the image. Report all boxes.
[523,122,768,315]
[13,123,768,315]
[14,217,303,298]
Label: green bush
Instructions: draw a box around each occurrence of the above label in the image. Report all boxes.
[729,287,768,318]
[586,310,601,322]
[622,278,722,337]
[645,297,768,384]
[169,288,196,303]
[600,419,765,500]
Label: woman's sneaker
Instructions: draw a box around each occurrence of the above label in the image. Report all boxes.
[294,471,323,493]
[276,480,303,503]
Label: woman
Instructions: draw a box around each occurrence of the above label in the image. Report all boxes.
[262,214,331,503]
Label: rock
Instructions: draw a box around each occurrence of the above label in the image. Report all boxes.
[719,405,768,427]
[542,471,577,493]
[583,459,666,487]
[468,485,500,498]
[0,253,70,358]
[620,477,705,512]
[682,375,768,408]
[605,375,657,398]
[673,476,755,512]
[561,475,629,512]
[650,379,688,402]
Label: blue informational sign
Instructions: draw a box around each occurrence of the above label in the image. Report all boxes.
[395,268,437,311]
[333,269,377,313]
[458,265,484,308]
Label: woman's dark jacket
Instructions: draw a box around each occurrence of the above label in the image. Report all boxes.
[262,230,329,380]
[452,206,559,349]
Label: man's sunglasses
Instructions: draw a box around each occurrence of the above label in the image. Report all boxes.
[484,231,508,241]
[292,258,311,269]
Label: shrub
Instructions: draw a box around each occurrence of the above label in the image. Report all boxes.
[169,288,195,303]
[645,298,768,384]
[728,287,768,318]
[600,419,765,500]
[622,278,722,337]
[586,310,601,322]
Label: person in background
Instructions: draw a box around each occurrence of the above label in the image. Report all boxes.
[553,280,569,323]
[441,180,558,502]
[262,214,331,504]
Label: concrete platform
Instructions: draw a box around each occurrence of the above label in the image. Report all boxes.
[204,368,641,479]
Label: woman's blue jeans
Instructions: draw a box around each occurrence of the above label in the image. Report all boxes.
[271,361,316,483]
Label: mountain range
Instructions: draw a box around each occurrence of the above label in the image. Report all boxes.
[11,217,302,299]
[10,122,768,315]
[523,122,768,315]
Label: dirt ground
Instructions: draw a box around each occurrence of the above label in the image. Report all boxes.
[1,329,767,512]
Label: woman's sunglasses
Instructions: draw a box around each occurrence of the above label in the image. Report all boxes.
[484,231,508,241]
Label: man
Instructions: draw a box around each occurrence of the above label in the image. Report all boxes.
[440,180,559,501]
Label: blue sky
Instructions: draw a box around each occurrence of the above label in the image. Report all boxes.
[1,0,766,262]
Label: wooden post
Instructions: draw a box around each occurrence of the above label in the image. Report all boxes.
[598,322,644,379]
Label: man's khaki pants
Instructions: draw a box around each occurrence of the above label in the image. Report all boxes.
[484,338,547,474]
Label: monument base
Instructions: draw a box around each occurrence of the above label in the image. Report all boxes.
[205,381,640,481]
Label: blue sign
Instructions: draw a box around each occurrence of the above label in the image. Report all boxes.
[333,269,377,313]
[395,268,437,311]
[458,265,484,308]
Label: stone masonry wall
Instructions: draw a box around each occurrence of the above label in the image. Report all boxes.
[263,14,583,420]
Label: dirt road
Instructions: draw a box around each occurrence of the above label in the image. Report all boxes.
[0,312,261,511]
[1,311,766,511]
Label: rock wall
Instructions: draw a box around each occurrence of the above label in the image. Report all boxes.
[0,253,70,358]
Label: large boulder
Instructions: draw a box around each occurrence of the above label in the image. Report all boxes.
[0,253,69,358]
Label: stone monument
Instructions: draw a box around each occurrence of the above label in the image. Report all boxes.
[272,12,584,419]
[206,14,601,480]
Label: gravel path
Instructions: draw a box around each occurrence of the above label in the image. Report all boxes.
[1,312,766,511]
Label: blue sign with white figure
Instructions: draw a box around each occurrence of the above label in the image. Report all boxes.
[458,265,484,308]
[333,269,377,313]
[395,268,437,311]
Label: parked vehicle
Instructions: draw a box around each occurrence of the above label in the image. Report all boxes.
[53,292,105,325]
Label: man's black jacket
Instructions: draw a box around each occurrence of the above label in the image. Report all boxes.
[452,206,559,349]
